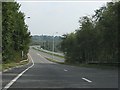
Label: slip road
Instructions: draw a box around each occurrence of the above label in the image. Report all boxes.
[2,48,118,89]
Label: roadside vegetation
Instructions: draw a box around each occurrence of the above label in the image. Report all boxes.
[44,56,117,69]
[45,57,64,64]
[2,60,29,71]
[61,2,119,67]
[31,35,62,52]
[2,2,31,69]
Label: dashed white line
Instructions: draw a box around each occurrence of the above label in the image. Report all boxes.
[37,53,45,59]
[64,69,68,72]
[37,53,40,56]
[3,54,34,90]
[37,53,53,63]
[37,53,46,63]
[82,77,92,83]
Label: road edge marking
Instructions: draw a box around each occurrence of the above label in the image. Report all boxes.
[82,77,92,83]
[3,53,34,90]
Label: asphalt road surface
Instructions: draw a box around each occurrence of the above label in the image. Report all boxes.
[32,46,65,62]
[2,48,118,90]
[33,46,64,56]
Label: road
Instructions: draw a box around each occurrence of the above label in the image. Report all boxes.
[2,48,118,90]
[32,45,64,57]
[32,46,65,62]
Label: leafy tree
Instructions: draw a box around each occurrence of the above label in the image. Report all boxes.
[61,1,119,65]
[2,2,31,63]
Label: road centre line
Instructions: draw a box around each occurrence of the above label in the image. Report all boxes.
[3,54,34,90]
[37,53,45,59]
[64,69,68,72]
[37,53,52,63]
[37,53,45,63]
[37,53,40,56]
[82,77,92,83]
[37,53,47,63]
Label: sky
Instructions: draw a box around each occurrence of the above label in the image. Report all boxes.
[17,1,111,36]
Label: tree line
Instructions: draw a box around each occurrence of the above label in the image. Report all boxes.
[0,2,2,53]
[31,35,62,52]
[2,2,31,63]
[61,2,119,64]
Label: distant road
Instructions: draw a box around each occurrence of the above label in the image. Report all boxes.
[32,45,64,56]
[2,48,118,90]
[32,46,65,62]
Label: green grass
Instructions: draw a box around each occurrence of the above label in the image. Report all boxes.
[45,56,118,70]
[64,63,118,69]
[45,57,64,64]
[0,53,1,59]
[1,59,29,71]
[33,47,64,58]
[0,53,2,71]
[0,64,2,71]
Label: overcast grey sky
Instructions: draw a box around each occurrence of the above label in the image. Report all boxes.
[17,1,111,36]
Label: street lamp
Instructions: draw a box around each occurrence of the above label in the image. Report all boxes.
[52,32,58,60]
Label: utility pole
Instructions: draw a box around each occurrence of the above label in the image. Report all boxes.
[52,32,58,60]
[52,34,54,60]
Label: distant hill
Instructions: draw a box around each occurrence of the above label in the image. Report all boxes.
[31,35,62,52]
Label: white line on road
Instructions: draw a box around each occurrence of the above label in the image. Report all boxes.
[36,53,44,63]
[64,69,68,72]
[37,53,45,59]
[37,53,53,63]
[82,77,92,83]
[37,53,47,63]
[37,53,40,56]
[3,54,34,90]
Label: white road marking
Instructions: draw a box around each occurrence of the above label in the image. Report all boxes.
[64,69,68,72]
[37,53,45,59]
[37,53,45,63]
[82,77,92,83]
[37,53,40,56]
[37,53,52,63]
[3,54,34,90]
[37,53,46,63]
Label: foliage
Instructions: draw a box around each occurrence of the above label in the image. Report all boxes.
[31,35,62,52]
[0,2,2,52]
[2,2,31,63]
[61,2,119,64]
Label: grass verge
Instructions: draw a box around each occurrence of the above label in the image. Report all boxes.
[45,57,64,64]
[0,64,1,71]
[45,57,118,70]
[0,53,1,71]
[64,63,118,69]
[0,59,29,71]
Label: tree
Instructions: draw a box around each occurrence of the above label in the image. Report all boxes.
[61,33,77,63]
[61,1,119,65]
[2,2,31,63]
